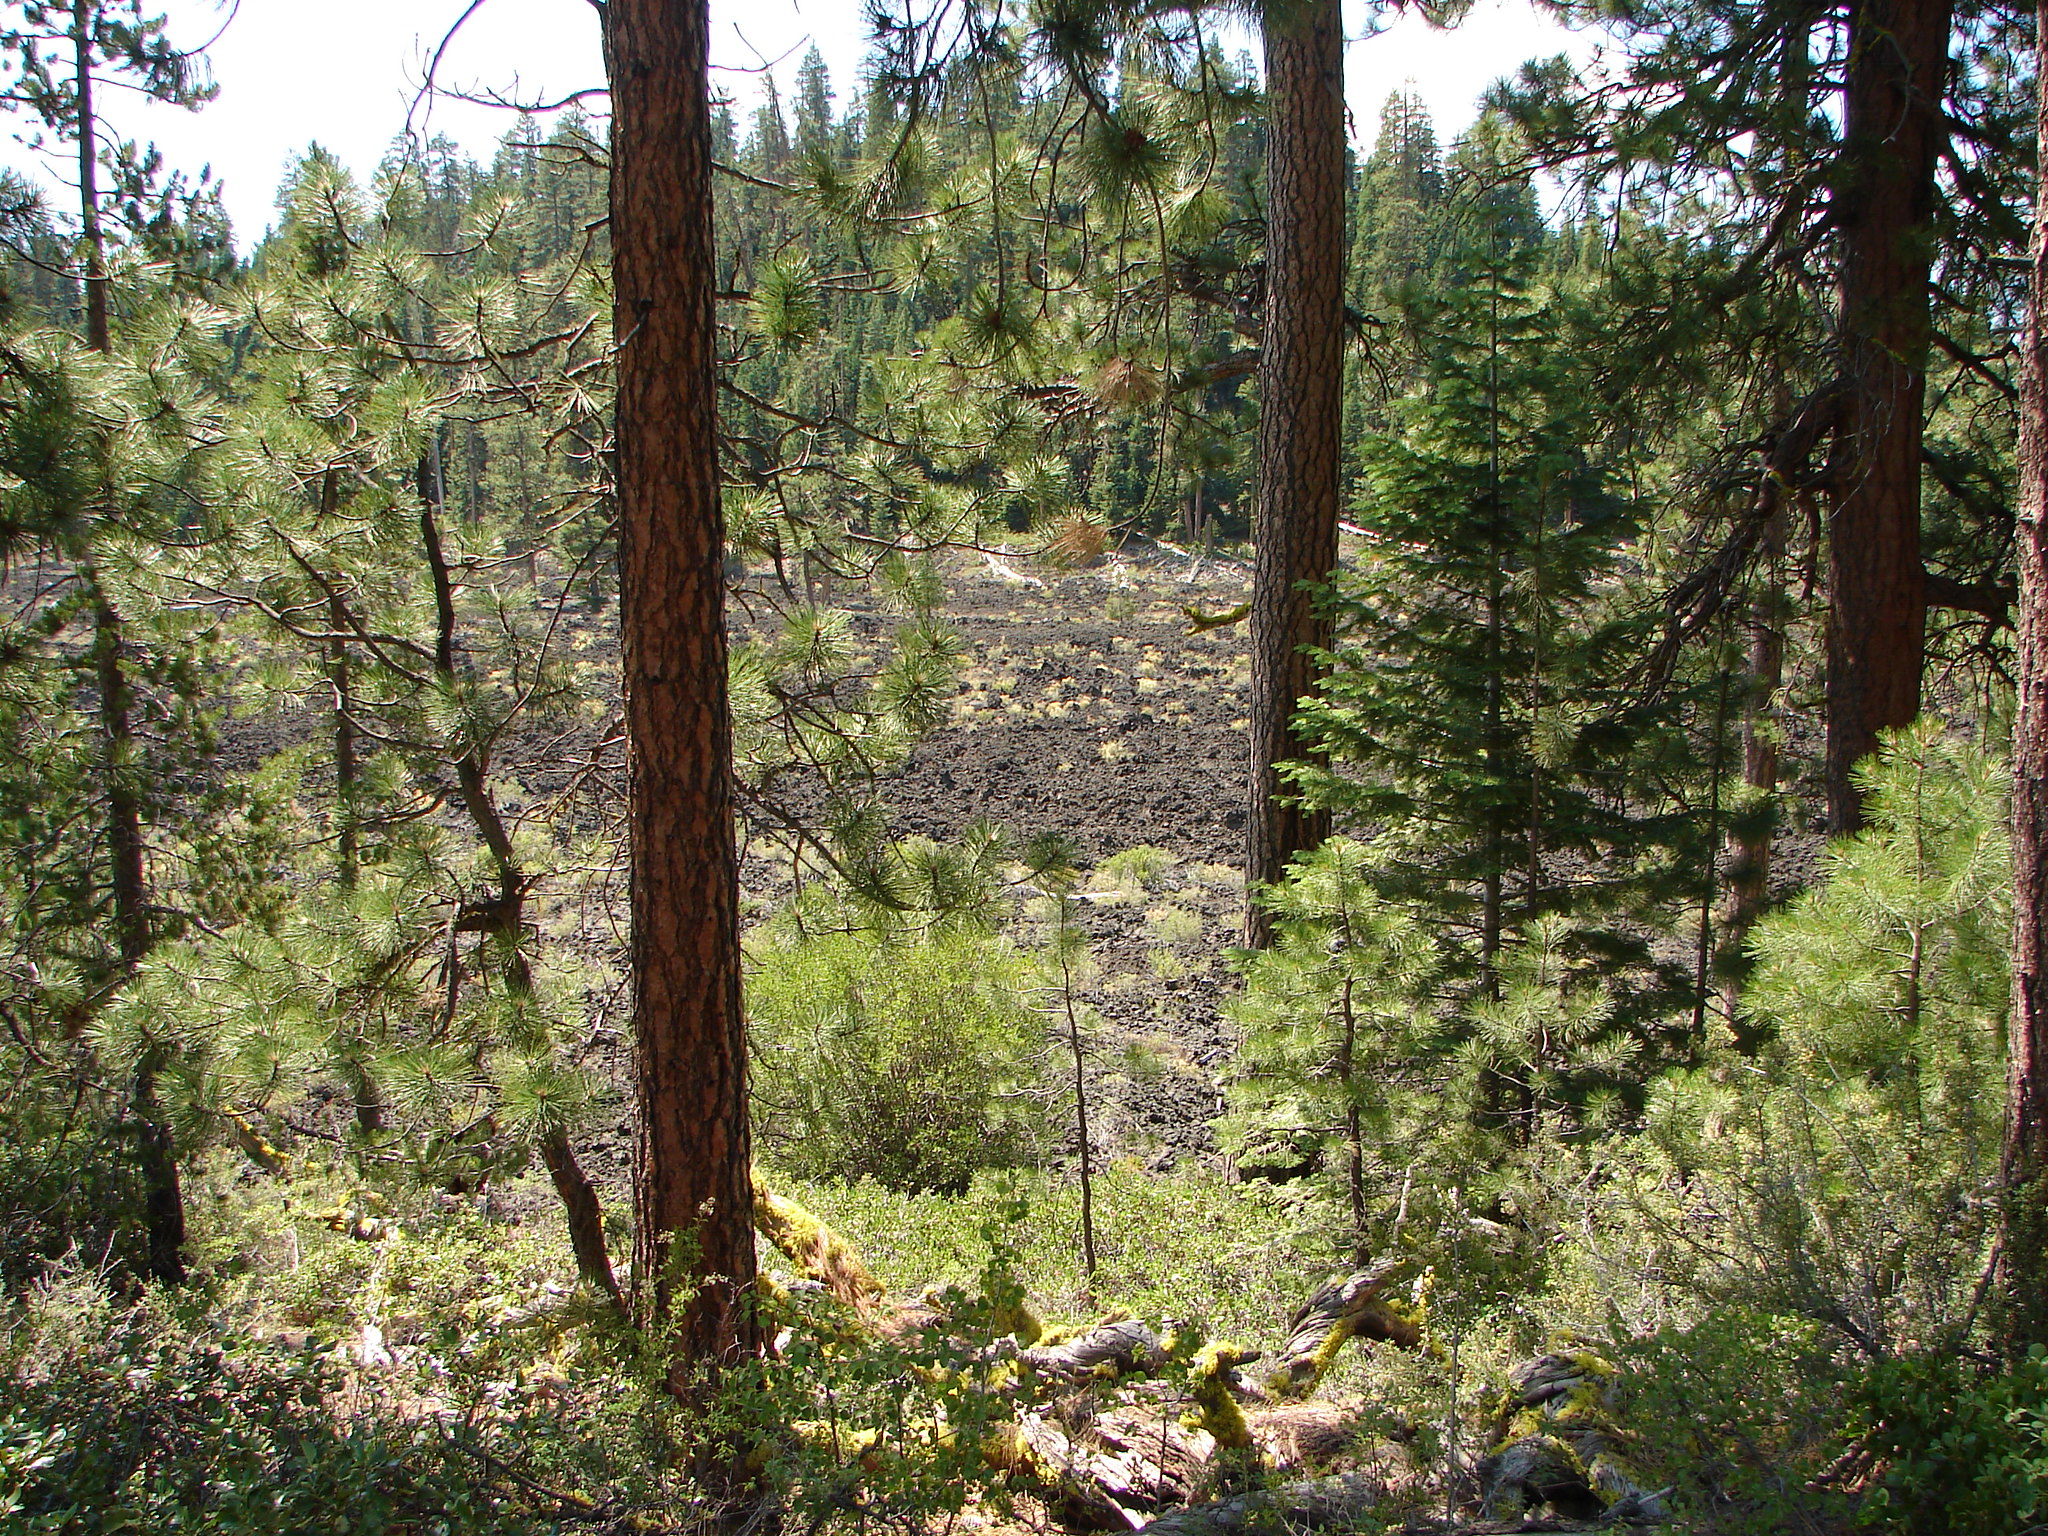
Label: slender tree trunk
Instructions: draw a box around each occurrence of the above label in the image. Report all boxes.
[418,454,617,1293]
[73,0,108,354]
[95,584,183,1285]
[1719,504,1786,1033]
[319,471,360,889]
[328,593,359,887]
[1825,0,1950,831]
[1061,939,1098,1290]
[604,0,757,1375]
[75,0,181,1286]
[1694,661,1731,1038]
[2000,0,2048,1358]
[540,1130,623,1308]
[418,460,522,932]
[1245,0,1344,946]
[1338,969,1363,1257]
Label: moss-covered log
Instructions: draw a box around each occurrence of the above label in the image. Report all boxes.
[985,1412,1153,1531]
[1020,1316,1167,1382]
[750,1170,884,1309]
[1267,1261,1421,1397]
[1477,1351,1670,1523]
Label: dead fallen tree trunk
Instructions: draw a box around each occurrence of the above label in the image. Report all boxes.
[751,1170,884,1309]
[1477,1351,1671,1524]
[749,1191,1418,1531]
[1268,1260,1421,1397]
[1130,1472,1383,1536]
[1020,1317,1168,1381]
[986,1410,1203,1531]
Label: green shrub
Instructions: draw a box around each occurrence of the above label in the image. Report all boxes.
[0,1272,528,1534]
[1643,720,2009,1356]
[1608,1309,1855,1534]
[1095,844,1176,898]
[0,1091,152,1290]
[749,927,1044,1193]
[781,1162,1319,1342]
[1854,1351,2048,1535]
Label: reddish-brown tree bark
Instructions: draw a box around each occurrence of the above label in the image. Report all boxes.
[1245,0,1344,946]
[1824,0,1951,832]
[603,0,757,1376]
[2001,0,2048,1360]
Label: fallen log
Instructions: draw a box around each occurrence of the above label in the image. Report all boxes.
[1268,1260,1422,1397]
[1021,1316,1168,1382]
[750,1170,884,1310]
[986,1412,1153,1530]
[1477,1350,1670,1525]
[1130,1472,1383,1536]
[1245,1401,1367,1472]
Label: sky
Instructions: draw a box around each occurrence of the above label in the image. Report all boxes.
[1,0,1610,250]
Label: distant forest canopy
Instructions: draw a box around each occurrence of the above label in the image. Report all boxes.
[0,46,1745,546]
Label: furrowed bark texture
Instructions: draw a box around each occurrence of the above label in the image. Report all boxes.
[1246,0,1343,947]
[1826,0,1949,831]
[604,0,757,1370]
[2001,0,2048,1358]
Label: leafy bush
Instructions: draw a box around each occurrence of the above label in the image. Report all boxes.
[0,1271,531,1534]
[0,1087,153,1290]
[782,1162,1319,1343]
[1609,1309,1855,1534]
[749,926,1044,1193]
[1854,1351,2048,1535]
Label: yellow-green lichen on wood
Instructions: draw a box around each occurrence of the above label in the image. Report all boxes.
[750,1169,884,1308]
[1182,1341,1256,1450]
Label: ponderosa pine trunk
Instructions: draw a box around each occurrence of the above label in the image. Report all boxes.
[1245,0,1344,946]
[1825,0,1950,832]
[603,0,757,1375]
[1999,0,2048,1359]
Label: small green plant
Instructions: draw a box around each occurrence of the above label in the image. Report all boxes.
[1026,849,1105,1291]
[1145,904,1204,947]
[1223,838,1432,1254]
[1646,719,2008,1357]
[1098,845,1176,895]
[749,925,1043,1194]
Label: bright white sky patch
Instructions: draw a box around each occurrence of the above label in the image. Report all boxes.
[0,0,1605,250]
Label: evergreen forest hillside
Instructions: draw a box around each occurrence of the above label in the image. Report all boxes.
[3,1,2048,1532]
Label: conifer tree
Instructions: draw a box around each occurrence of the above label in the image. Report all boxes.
[0,0,221,1285]
[1246,0,1344,947]
[1292,157,1695,1095]
[604,0,757,1374]
[2002,0,2048,1356]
